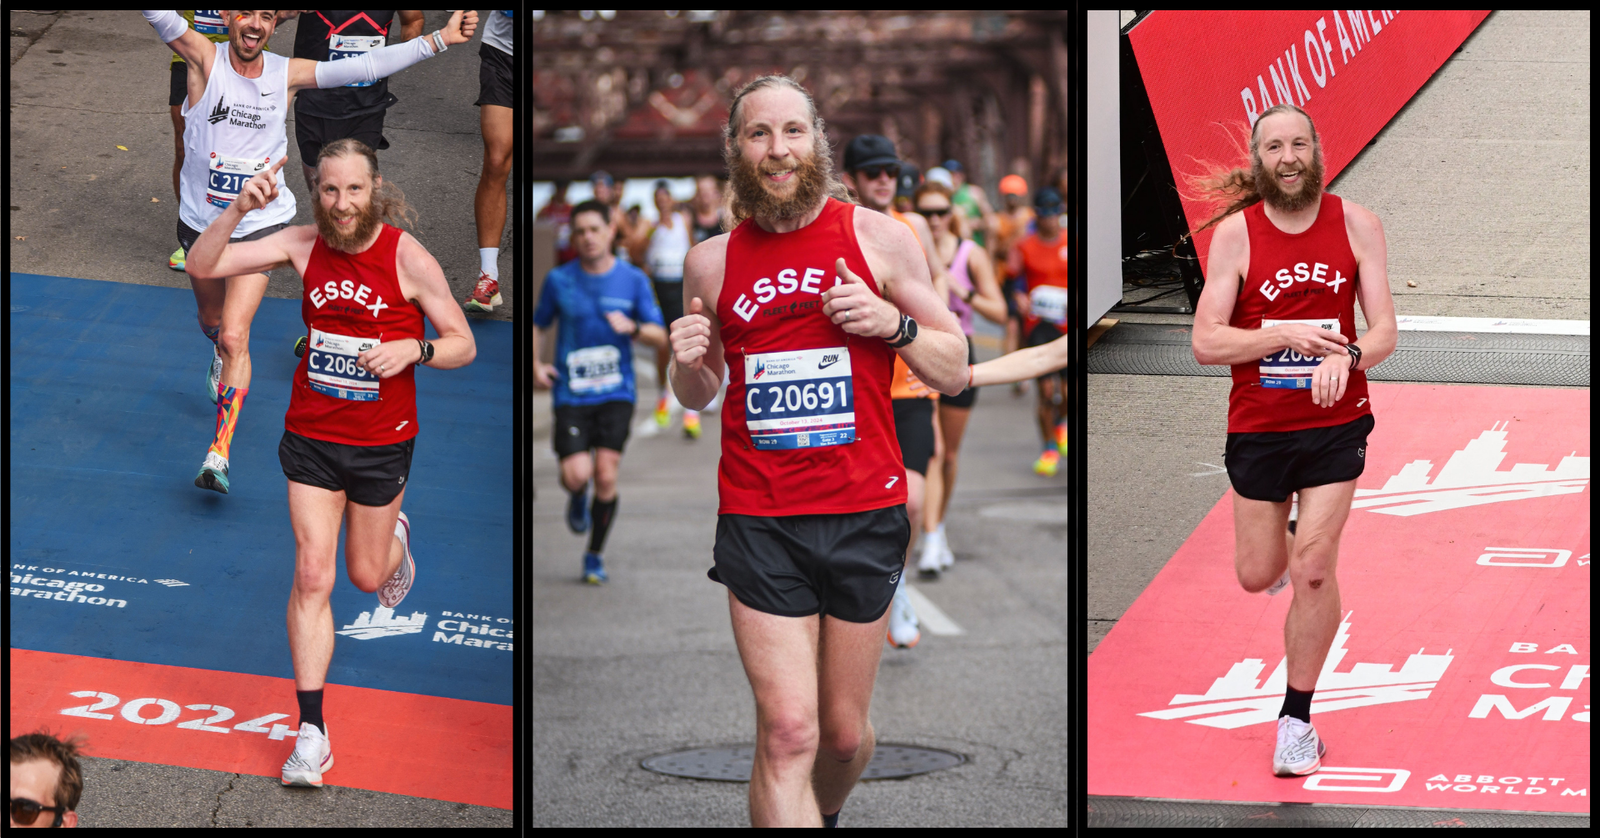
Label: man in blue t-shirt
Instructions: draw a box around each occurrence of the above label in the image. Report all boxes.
[535,200,667,584]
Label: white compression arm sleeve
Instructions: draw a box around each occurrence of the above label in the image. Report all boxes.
[141,10,188,43]
[313,36,436,89]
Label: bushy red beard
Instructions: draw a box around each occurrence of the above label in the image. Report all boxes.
[1253,143,1325,213]
[725,138,833,223]
[312,191,382,253]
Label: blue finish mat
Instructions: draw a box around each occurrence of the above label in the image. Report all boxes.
[8,274,512,706]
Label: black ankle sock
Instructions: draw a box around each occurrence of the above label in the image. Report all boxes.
[1280,685,1313,723]
[588,496,618,554]
[822,810,839,828]
[296,689,325,734]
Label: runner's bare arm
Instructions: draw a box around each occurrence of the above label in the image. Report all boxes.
[1192,211,1348,365]
[964,246,1008,325]
[392,233,476,372]
[1345,201,1398,370]
[669,236,729,411]
[285,10,478,93]
[970,333,1070,388]
[398,10,426,42]
[185,159,305,279]
[846,209,968,395]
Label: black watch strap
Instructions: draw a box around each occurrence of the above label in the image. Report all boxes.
[1346,343,1362,371]
[417,338,434,365]
[887,314,917,348]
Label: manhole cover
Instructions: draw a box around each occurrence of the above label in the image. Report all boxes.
[642,744,965,781]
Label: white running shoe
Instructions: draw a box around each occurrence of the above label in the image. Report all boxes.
[281,722,334,787]
[1272,715,1325,776]
[916,532,943,579]
[887,586,920,648]
[207,346,222,404]
[1266,569,1291,596]
[378,511,415,609]
[939,532,954,570]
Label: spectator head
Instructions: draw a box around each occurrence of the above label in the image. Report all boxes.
[10,731,84,828]
[942,158,967,187]
[590,170,616,205]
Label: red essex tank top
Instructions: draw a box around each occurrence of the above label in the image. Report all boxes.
[1228,193,1370,434]
[718,198,907,516]
[286,223,424,446]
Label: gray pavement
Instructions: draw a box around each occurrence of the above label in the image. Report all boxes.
[533,338,1069,827]
[7,11,513,827]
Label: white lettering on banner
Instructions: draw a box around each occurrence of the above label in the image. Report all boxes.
[1424,774,1583,796]
[60,691,300,740]
[10,573,128,608]
[1489,665,1589,690]
[1138,612,1452,729]
[1302,767,1408,793]
[1353,422,1590,516]
[1334,10,1356,64]
[431,631,513,650]
[338,605,514,650]
[1479,548,1572,568]
[1241,12,1405,124]
[1468,695,1586,722]
[1509,643,1583,655]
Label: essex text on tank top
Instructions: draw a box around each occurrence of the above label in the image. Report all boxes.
[1228,193,1371,434]
[286,224,423,446]
[1016,233,1069,333]
[292,10,398,119]
[718,198,907,516]
[179,42,295,236]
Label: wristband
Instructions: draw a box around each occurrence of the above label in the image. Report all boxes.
[142,10,188,44]
[1345,342,1362,372]
[416,338,434,365]
[431,30,447,54]
[967,364,975,392]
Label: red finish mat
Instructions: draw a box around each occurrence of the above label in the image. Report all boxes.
[1089,383,1589,811]
[8,648,513,810]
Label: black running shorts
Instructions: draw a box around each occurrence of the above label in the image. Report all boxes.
[552,401,634,459]
[938,336,979,409]
[294,107,390,165]
[710,506,911,623]
[653,279,685,328]
[1226,413,1375,503]
[279,430,414,507]
[177,221,288,254]
[169,61,188,107]
[892,397,935,476]
[475,42,515,109]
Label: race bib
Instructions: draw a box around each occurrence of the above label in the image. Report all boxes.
[306,328,381,401]
[744,347,856,451]
[328,33,386,88]
[1259,318,1341,389]
[566,345,623,395]
[193,10,228,35]
[206,153,272,210]
[1030,285,1069,325]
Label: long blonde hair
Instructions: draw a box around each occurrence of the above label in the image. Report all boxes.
[720,75,853,231]
[316,138,418,230]
[1183,104,1321,235]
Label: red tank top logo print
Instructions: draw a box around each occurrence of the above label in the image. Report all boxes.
[1228,193,1372,434]
[286,224,425,447]
[717,199,907,517]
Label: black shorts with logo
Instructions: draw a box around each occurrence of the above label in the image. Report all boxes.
[710,506,911,623]
[279,430,414,507]
[475,42,515,109]
[892,397,935,475]
[1225,413,1375,503]
[552,401,634,459]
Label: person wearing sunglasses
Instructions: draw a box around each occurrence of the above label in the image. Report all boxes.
[9,732,84,828]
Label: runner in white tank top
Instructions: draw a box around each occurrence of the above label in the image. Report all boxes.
[142,9,478,496]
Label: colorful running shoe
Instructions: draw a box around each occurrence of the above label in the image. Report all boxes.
[887,586,920,648]
[207,346,222,404]
[566,487,590,534]
[378,511,415,609]
[1032,449,1059,477]
[169,246,186,272]
[683,410,702,439]
[293,335,308,358]
[1273,715,1326,776]
[582,551,608,585]
[654,395,671,428]
[195,450,229,494]
[463,272,502,312]
[281,722,333,787]
[1056,422,1069,452]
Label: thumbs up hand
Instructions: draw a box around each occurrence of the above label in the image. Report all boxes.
[822,258,894,338]
[671,295,712,373]
[443,10,479,46]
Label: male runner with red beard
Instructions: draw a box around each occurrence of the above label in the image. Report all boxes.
[1190,104,1397,777]
[668,75,966,827]
[186,139,477,787]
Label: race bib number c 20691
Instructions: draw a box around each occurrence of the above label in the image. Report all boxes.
[306,328,381,401]
[744,346,856,450]
[1259,317,1341,389]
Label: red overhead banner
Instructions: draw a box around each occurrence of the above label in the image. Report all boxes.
[1127,10,1490,273]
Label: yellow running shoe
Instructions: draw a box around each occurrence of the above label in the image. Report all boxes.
[1056,423,1069,453]
[683,410,702,439]
[169,246,186,272]
[654,396,671,428]
[1032,449,1059,477]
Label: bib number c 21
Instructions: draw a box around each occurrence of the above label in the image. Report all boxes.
[206,153,273,210]
[744,346,856,450]
[328,33,386,88]
[1260,318,1341,389]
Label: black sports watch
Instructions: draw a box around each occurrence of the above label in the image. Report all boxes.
[1345,343,1362,371]
[417,338,434,365]
[886,314,918,348]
